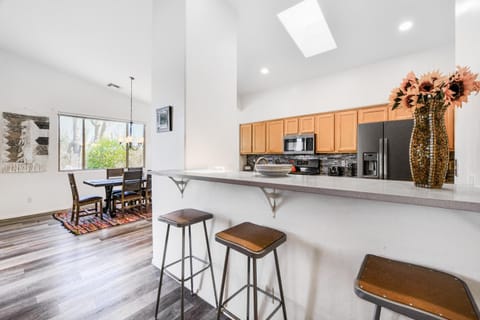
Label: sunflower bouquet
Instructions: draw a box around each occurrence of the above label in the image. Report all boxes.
[389,66,480,110]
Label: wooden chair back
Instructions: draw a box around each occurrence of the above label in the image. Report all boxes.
[107,168,124,179]
[146,174,152,191]
[68,173,79,203]
[122,170,143,193]
[127,167,143,172]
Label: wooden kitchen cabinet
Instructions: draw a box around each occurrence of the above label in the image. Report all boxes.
[335,110,358,152]
[284,117,298,135]
[299,115,315,133]
[358,105,388,124]
[266,120,284,154]
[252,122,266,154]
[239,124,252,154]
[315,113,335,153]
[388,106,413,121]
[445,105,455,151]
[240,102,455,156]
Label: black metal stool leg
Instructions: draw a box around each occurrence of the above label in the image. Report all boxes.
[188,225,194,296]
[203,221,218,307]
[253,258,258,320]
[181,226,185,320]
[247,257,251,320]
[155,225,171,320]
[274,249,287,320]
[374,305,381,320]
[217,247,230,320]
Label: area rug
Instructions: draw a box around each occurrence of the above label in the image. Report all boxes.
[52,209,151,236]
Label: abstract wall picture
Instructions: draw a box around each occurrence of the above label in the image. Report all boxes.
[156,106,172,133]
[1,112,50,173]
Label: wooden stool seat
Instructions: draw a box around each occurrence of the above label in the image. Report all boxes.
[355,254,480,320]
[215,222,286,258]
[158,208,213,227]
[216,222,287,320]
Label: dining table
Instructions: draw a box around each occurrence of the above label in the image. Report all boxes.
[83,177,146,216]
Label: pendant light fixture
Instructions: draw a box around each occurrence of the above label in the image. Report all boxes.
[119,76,143,150]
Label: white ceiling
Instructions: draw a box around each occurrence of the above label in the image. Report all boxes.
[0,0,152,103]
[0,0,454,102]
[228,0,455,96]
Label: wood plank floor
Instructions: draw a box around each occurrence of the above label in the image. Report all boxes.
[0,213,224,320]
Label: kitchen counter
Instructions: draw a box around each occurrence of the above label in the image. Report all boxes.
[151,170,480,319]
[152,169,480,213]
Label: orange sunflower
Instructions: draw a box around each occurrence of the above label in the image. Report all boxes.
[399,71,418,93]
[445,66,480,108]
[418,70,446,95]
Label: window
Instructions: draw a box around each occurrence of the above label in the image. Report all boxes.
[58,115,145,171]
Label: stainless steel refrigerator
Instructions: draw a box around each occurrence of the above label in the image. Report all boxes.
[357,119,413,180]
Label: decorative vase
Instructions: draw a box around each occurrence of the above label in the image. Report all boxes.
[409,99,449,188]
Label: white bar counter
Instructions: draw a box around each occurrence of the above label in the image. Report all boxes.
[151,170,480,319]
[153,169,480,213]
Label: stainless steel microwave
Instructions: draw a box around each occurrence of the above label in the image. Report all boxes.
[283,134,315,154]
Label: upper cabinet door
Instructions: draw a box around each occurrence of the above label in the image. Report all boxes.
[358,105,388,124]
[239,124,252,154]
[335,110,358,153]
[315,113,335,153]
[266,120,284,154]
[445,105,455,151]
[252,122,266,154]
[284,118,299,135]
[388,107,413,121]
[299,115,315,133]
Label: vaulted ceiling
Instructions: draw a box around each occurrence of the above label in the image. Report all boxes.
[0,0,152,103]
[0,0,455,102]
[228,0,454,96]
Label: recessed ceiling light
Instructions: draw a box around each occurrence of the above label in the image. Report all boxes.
[398,21,413,32]
[260,67,270,75]
[277,0,337,58]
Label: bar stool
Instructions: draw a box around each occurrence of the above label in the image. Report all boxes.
[155,209,218,320]
[216,222,287,320]
[354,254,480,320]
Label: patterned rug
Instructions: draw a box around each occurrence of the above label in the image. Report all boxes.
[52,209,151,236]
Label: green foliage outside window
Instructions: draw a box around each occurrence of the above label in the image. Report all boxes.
[86,138,126,169]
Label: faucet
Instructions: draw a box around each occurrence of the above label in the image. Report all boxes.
[254,157,269,173]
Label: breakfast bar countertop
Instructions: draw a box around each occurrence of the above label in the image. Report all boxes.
[151,169,480,213]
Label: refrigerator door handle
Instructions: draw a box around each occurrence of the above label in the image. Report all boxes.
[384,138,389,179]
[378,138,384,179]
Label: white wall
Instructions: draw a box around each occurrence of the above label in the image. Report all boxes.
[0,49,151,219]
[185,0,237,171]
[151,0,186,172]
[151,0,238,173]
[455,0,480,186]
[238,46,454,123]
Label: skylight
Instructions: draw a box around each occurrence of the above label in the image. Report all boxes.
[277,0,337,58]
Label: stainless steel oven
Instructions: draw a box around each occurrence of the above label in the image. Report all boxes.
[283,134,315,155]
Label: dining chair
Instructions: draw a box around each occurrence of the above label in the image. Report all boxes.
[68,173,103,225]
[106,168,124,179]
[112,170,144,213]
[106,168,124,208]
[142,173,152,210]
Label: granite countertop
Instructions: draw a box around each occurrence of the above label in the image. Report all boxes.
[151,169,480,213]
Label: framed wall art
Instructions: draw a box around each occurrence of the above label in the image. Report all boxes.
[1,112,50,173]
[156,106,172,133]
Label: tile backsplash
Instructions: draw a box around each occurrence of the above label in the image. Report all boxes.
[246,153,357,176]
[245,152,455,183]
